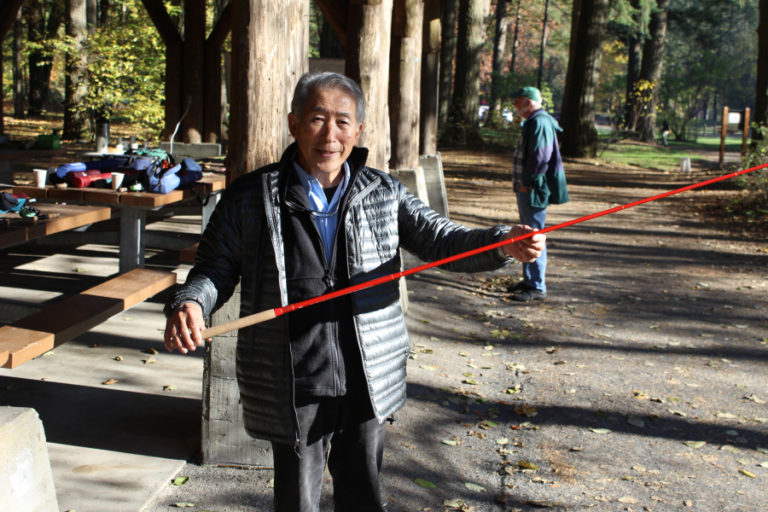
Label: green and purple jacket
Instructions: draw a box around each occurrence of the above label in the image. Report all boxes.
[512,108,569,208]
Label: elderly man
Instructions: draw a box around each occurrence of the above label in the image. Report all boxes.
[164,71,545,512]
[508,86,569,302]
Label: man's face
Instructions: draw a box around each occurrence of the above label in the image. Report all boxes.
[289,87,363,185]
[514,96,531,119]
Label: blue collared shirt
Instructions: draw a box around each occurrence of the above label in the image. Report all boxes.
[292,161,350,265]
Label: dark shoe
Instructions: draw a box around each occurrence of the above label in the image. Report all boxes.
[511,288,546,302]
[506,280,529,293]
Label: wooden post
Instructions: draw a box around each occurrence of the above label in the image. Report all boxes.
[227,0,307,182]
[742,107,751,157]
[719,106,728,169]
[420,0,441,155]
[389,0,424,171]
[203,0,308,466]
[345,0,394,172]
[203,3,231,143]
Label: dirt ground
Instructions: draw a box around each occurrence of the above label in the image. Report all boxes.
[144,147,767,512]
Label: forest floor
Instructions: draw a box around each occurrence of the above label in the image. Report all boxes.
[142,147,768,512]
[2,114,766,510]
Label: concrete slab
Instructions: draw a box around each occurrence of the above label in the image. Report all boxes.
[0,241,203,512]
[0,407,58,512]
[49,443,185,512]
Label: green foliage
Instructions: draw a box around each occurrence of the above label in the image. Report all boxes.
[661,0,759,140]
[734,124,768,212]
[82,0,166,135]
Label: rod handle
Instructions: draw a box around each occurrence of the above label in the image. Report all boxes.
[201,308,277,339]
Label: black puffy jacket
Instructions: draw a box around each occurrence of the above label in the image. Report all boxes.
[167,143,513,446]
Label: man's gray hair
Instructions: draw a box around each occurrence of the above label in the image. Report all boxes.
[291,72,365,124]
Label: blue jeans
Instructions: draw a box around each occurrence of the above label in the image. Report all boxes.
[516,191,547,293]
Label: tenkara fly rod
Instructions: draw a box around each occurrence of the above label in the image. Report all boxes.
[201,162,768,339]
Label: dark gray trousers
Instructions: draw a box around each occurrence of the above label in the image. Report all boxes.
[271,396,387,512]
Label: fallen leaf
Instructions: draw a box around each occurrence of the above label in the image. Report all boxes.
[143,357,156,364]
[163,385,178,391]
[518,460,539,470]
[716,412,738,419]
[414,478,437,489]
[465,482,487,492]
[496,437,509,445]
[441,439,459,446]
[172,476,189,486]
[684,441,706,449]
[514,404,537,417]
[171,504,195,509]
[462,379,478,385]
[590,428,611,435]
[102,378,118,385]
[739,469,756,478]
[618,496,638,504]
[443,498,465,508]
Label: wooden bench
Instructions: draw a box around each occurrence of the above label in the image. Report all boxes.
[0,268,176,369]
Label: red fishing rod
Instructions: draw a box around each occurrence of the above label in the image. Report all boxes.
[201,162,768,338]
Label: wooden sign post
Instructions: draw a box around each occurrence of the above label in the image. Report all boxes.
[719,106,729,169]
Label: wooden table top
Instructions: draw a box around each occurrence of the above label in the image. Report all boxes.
[11,173,226,209]
[0,202,112,250]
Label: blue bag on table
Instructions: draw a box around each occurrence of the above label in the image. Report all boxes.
[147,158,203,194]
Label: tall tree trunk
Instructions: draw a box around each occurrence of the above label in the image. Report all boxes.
[755,0,768,138]
[64,0,88,140]
[345,0,394,171]
[486,0,508,128]
[1,0,24,133]
[537,0,550,90]
[227,0,307,182]
[420,0,441,154]
[438,0,457,128]
[100,0,110,25]
[637,0,669,143]
[142,0,230,142]
[624,0,642,130]
[25,0,63,116]
[441,0,485,146]
[390,0,424,171]
[509,0,521,74]
[560,0,609,157]
[86,0,97,30]
[13,11,25,118]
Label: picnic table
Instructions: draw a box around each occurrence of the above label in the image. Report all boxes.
[0,202,112,250]
[11,174,225,272]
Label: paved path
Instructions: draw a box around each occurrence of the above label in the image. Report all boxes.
[144,151,767,511]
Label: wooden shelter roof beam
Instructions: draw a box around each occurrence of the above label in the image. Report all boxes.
[141,0,182,47]
[207,1,232,48]
[314,0,348,47]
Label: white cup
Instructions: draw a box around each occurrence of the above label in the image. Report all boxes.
[111,172,125,190]
[33,168,48,188]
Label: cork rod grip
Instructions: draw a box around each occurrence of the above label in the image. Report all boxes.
[201,308,277,339]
